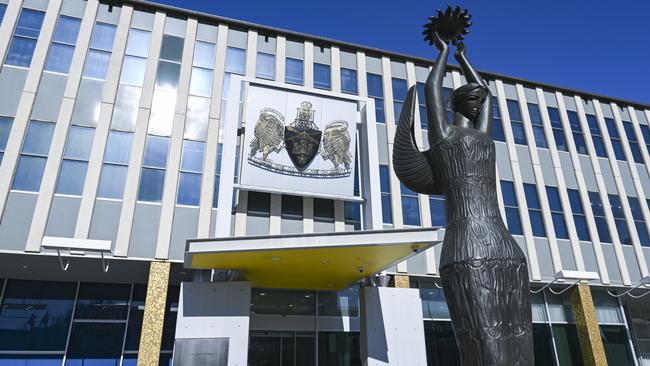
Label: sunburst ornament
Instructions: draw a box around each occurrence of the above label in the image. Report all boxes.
[423,5,472,46]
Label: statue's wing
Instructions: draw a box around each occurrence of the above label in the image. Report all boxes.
[392,86,442,195]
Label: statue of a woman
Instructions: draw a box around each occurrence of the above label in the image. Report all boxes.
[392,19,534,366]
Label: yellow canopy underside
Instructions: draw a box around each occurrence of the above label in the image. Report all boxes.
[190,243,428,291]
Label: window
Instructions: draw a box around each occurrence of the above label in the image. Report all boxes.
[547,107,567,151]
[628,197,650,247]
[255,52,275,80]
[501,181,522,235]
[314,63,331,90]
[138,135,170,202]
[97,131,133,199]
[567,189,590,241]
[589,191,611,243]
[341,67,358,94]
[492,96,505,142]
[609,195,631,245]
[367,73,385,123]
[416,82,428,129]
[605,117,625,160]
[344,201,361,230]
[567,111,587,154]
[401,183,420,226]
[314,198,334,224]
[281,195,302,220]
[212,143,222,208]
[56,126,94,195]
[44,16,81,73]
[392,78,407,121]
[12,121,55,192]
[430,195,446,227]
[623,121,643,163]
[442,87,453,123]
[546,187,568,239]
[248,191,270,217]
[82,22,116,80]
[119,29,151,87]
[155,35,184,90]
[586,114,607,157]
[285,57,303,85]
[0,116,12,163]
[379,165,392,224]
[640,124,650,156]
[177,140,205,206]
[0,4,6,24]
[524,183,545,237]
[225,46,245,75]
[528,103,547,148]
[189,59,214,97]
[507,100,526,145]
[5,8,45,67]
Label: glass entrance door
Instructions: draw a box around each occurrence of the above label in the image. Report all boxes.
[248,331,315,366]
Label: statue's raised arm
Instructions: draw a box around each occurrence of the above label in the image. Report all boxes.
[423,31,451,143]
[454,42,493,135]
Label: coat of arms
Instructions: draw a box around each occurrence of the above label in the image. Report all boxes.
[248,101,352,178]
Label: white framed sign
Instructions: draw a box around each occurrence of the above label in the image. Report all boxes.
[239,84,359,199]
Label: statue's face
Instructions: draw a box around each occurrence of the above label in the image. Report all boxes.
[456,89,486,121]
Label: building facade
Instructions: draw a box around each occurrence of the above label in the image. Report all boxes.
[0,0,649,364]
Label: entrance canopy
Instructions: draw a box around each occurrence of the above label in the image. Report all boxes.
[185,228,442,290]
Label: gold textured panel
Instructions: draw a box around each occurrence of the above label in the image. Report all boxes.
[394,274,410,288]
[137,261,171,366]
[570,284,608,366]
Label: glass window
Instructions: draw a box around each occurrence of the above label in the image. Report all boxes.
[159,35,183,62]
[0,280,77,351]
[104,131,132,164]
[5,9,45,67]
[601,325,635,365]
[189,67,213,96]
[0,4,7,24]
[143,135,170,168]
[248,191,271,217]
[423,321,461,366]
[344,201,361,230]
[12,121,55,192]
[0,117,12,163]
[585,114,607,157]
[318,287,359,317]
[507,100,526,145]
[401,183,420,226]
[416,82,428,129]
[98,131,132,199]
[313,198,334,223]
[120,56,147,86]
[225,47,245,75]
[138,168,165,202]
[442,87,454,123]
[341,67,358,94]
[527,103,547,148]
[501,180,522,235]
[566,111,587,155]
[63,126,94,160]
[155,60,181,90]
[125,29,151,58]
[193,41,215,69]
[640,124,650,156]
[212,143,223,208]
[379,165,392,224]
[547,107,567,151]
[567,189,590,241]
[56,126,94,195]
[44,16,81,74]
[605,117,626,160]
[392,78,407,121]
[546,186,568,239]
[89,23,116,51]
[318,332,360,366]
[177,140,205,206]
[609,194,632,245]
[492,96,505,142]
[82,49,111,80]
[367,73,385,123]
[552,324,584,366]
[255,52,275,80]
[628,196,650,246]
[314,63,331,90]
[623,121,643,163]
[250,289,316,315]
[285,57,303,85]
[65,322,125,364]
[430,195,446,227]
[281,194,303,220]
[524,183,546,237]
[75,282,130,320]
[589,191,611,243]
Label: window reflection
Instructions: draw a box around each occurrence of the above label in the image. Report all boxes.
[74,283,130,320]
[250,289,316,315]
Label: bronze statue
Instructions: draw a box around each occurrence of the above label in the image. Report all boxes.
[392,6,534,365]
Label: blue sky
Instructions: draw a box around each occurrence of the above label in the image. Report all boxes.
[156,0,650,105]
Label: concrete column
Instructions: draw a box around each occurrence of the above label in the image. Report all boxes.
[137,261,171,366]
[175,281,251,366]
[360,286,427,366]
[570,284,607,366]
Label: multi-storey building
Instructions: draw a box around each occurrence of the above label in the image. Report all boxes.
[0,0,649,364]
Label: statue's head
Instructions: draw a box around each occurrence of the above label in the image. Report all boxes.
[449,83,488,122]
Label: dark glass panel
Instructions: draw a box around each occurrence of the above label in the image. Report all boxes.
[250,289,316,316]
[318,287,359,317]
[247,191,270,217]
[124,285,146,351]
[551,324,583,366]
[74,283,130,320]
[0,280,76,351]
[318,332,360,366]
[161,286,179,351]
[532,323,555,366]
[423,321,461,366]
[65,322,125,364]
[281,194,303,219]
[314,198,334,223]
[600,325,634,366]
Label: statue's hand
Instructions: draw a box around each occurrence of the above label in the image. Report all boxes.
[454,42,466,59]
[431,31,448,51]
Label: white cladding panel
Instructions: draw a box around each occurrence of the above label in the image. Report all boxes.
[240,84,358,199]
